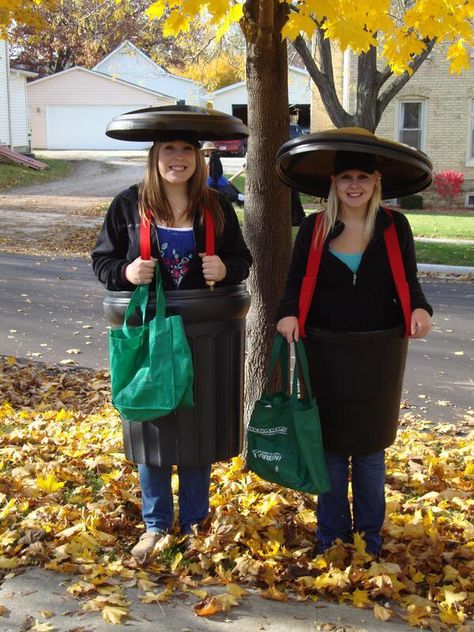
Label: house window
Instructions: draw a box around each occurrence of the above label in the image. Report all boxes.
[465,192,474,208]
[399,101,424,150]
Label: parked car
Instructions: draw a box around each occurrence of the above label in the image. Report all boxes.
[213,138,247,156]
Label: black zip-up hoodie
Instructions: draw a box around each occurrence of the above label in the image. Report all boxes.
[277,208,432,332]
[92,185,252,291]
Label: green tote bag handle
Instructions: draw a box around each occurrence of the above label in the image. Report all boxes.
[122,263,166,334]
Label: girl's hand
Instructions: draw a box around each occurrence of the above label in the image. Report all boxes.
[276,316,299,343]
[125,257,156,285]
[410,308,431,338]
[199,254,227,283]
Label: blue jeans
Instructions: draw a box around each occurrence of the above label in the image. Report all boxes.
[138,463,211,534]
[316,450,385,555]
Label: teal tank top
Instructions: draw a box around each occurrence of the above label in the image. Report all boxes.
[330,249,362,274]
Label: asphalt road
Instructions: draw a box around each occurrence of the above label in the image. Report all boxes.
[0,252,472,423]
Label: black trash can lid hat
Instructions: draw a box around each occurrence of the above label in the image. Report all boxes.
[106,105,249,144]
[276,126,432,199]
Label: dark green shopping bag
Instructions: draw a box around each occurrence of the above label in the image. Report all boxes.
[247,334,330,494]
[109,264,194,421]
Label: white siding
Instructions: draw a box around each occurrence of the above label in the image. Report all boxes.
[212,85,247,115]
[94,42,206,105]
[27,67,174,149]
[10,72,29,147]
[0,40,10,146]
[46,105,152,150]
[288,69,311,104]
[212,68,311,114]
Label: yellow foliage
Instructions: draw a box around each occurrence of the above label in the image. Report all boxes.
[101,605,128,624]
[0,360,473,627]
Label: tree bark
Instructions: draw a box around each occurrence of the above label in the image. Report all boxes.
[241,0,292,420]
[292,30,437,132]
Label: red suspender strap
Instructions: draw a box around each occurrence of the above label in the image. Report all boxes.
[140,211,152,261]
[140,209,215,260]
[383,208,412,337]
[298,212,325,337]
[205,208,215,255]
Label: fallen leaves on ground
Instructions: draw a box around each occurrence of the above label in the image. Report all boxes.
[0,358,472,629]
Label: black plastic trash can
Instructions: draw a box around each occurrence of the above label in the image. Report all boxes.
[304,326,408,456]
[103,284,250,467]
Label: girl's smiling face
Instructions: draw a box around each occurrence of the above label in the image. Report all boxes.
[157,140,197,184]
[332,169,380,211]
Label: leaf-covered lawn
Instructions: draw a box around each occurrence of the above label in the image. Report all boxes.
[0,357,472,629]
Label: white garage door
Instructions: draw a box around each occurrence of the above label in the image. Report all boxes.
[46,105,152,150]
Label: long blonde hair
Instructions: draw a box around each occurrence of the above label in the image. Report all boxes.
[138,141,224,233]
[315,175,382,248]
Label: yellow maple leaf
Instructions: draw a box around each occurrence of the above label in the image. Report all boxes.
[352,589,371,608]
[32,622,56,632]
[442,589,467,606]
[260,585,287,601]
[101,605,128,624]
[0,556,19,569]
[170,551,183,572]
[282,12,316,40]
[407,604,432,626]
[227,583,247,598]
[145,0,165,19]
[193,593,239,617]
[36,472,65,494]
[139,588,174,603]
[373,602,392,621]
[439,604,466,625]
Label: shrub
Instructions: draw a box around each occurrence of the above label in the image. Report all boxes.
[433,170,464,206]
[398,194,424,210]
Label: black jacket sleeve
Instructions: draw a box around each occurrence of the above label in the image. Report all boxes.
[216,194,252,285]
[91,190,137,292]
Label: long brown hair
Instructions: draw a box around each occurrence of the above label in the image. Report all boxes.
[138,141,224,233]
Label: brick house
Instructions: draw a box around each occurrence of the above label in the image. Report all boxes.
[311,46,474,207]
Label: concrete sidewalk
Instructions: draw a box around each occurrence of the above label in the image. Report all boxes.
[0,567,419,632]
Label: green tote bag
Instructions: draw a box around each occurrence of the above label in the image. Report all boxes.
[247,334,330,494]
[109,264,194,422]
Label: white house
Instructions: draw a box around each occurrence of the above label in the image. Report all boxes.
[0,39,36,152]
[211,66,312,130]
[93,40,206,107]
[27,67,175,150]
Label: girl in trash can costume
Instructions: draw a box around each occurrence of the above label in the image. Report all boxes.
[92,110,252,561]
[275,127,433,556]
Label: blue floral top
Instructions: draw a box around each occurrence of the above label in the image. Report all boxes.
[155,225,196,288]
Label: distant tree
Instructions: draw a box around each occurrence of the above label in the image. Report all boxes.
[166,21,245,90]
[6,0,187,76]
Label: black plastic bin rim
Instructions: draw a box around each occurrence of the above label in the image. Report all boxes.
[305,326,405,345]
[105,283,248,301]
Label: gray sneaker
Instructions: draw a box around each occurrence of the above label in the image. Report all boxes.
[130,531,165,561]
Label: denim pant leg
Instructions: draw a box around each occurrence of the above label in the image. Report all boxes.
[352,450,386,554]
[137,464,174,533]
[316,452,352,550]
[177,464,212,534]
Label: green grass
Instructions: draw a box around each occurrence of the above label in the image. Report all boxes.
[235,206,472,266]
[414,241,474,266]
[404,211,474,239]
[0,158,73,191]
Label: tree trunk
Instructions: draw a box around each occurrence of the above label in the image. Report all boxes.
[241,0,292,421]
